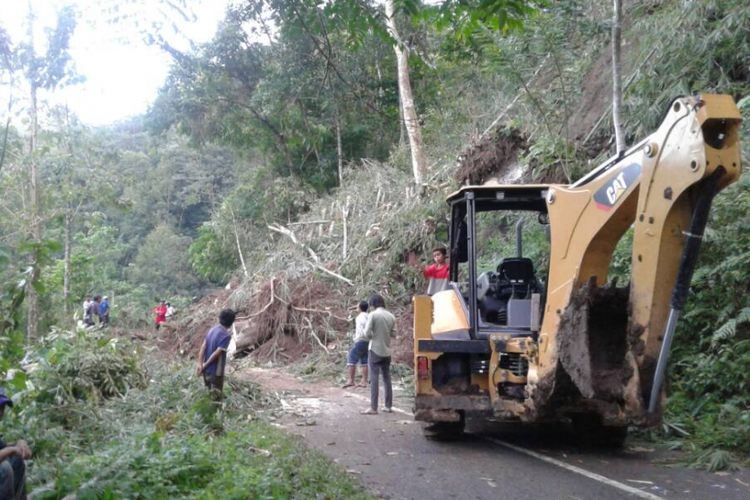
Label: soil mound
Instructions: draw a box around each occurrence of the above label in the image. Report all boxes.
[455,127,527,185]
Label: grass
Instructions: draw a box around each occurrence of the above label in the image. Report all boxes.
[4,334,372,499]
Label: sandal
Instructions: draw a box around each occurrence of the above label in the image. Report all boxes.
[360,408,378,415]
[341,383,355,388]
[382,407,393,413]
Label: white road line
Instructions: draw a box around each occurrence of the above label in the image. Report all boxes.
[484,437,664,500]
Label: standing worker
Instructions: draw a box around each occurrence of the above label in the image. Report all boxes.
[99,296,110,326]
[165,302,175,320]
[83,296,93,326]
[153,301,167,331]
[87,297,100,327]
[82,296,90,318]
[196,309,236,399]
[92,296,102,322]
[361,294,396,415]
[342,300,369,388]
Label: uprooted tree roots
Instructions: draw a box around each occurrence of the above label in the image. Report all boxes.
[160,271,417,372]
[233,275,350,362]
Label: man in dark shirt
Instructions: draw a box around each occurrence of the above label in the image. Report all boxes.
[0,388,31,500]
[196,309,236,399]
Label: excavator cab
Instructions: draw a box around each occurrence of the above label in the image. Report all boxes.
[448,186,551,338]
[420,187,553,408]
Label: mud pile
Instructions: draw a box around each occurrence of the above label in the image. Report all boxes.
[532,279,633,419]
[557,279,631,401]
[455,127,527,185]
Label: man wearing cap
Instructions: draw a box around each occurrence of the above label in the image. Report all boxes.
[0,389,31,499]
[196,309,236,399]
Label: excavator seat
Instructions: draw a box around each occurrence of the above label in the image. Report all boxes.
[498,257,542,300]
[478,257,542,329]
[496,258,536,287]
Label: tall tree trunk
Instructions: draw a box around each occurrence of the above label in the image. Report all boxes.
[335,111,343,186]
[229,207,248,279]
[341,196,350,260]
[384,0,427,188]
[27,83,40,343]
[375,59,385,99]
[0,86,12,172]
[397,94,407,147]
[611,0,625,154]
[62,106,74,322]
[63,209,71,319]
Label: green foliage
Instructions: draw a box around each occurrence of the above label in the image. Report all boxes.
[229,167,313,223]
[188,166,317,284]
[43,223,128,315]
[129,224,201,298]
[691,449,739,473]
[711,307,750,347]
[13,4,80,91]
[0,248,28,375]
[420,0,546,40]
[28,329,147,408]
[521,133,587,182]
[3,335,369,499]
[188,224,238,283]
[606,227,634,285]
[150,0,400,192]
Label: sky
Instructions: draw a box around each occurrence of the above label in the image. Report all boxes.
[0,0,230,126]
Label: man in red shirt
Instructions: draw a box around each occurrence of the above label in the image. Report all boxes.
[423,246,449,295]
[154,301,167,331]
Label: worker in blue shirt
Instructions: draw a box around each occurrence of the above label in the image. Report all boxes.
[99,296,110,326]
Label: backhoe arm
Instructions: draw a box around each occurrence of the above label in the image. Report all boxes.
[536,95,742,422]
[629,95,741,411]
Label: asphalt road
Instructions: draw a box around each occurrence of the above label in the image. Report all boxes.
[241,366,750,499]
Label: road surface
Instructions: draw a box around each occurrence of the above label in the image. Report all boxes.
[239,366,750,499]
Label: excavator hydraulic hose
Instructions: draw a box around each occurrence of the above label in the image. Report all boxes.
[648,166,726,413]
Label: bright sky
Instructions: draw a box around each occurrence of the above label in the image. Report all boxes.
[0,0,229,126]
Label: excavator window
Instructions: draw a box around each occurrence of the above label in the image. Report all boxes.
[451,206,549,333]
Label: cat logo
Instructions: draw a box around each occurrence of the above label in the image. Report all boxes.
[593,163,641,211]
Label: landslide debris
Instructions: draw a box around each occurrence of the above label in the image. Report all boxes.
[455,127,527,185]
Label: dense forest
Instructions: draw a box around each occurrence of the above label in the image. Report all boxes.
[1,0,749,495]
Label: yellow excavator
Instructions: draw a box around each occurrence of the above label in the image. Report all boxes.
[413,94,742,443]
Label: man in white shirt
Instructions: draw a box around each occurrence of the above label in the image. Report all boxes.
[343,301,369,388]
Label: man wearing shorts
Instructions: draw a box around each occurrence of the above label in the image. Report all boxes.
[342,300,369,388]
